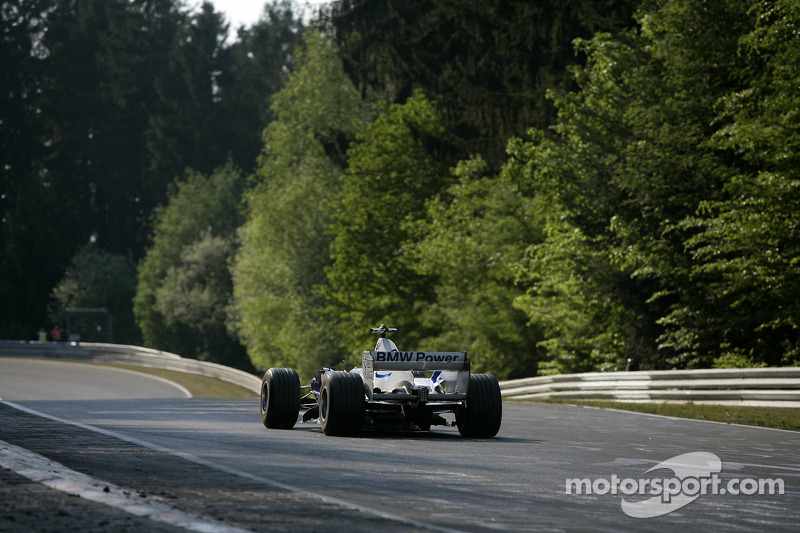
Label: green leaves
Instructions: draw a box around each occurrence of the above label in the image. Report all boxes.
[329,0,639,166]
[323,91,456,353]
[154,231,235,333]
[26,0,800,377]
[413,156,543,378]
[231,30,363,377]
[3,0,304,342]
[666,0,800,367]
[134,161,248,367]
[507,0,800,370]
[231,0,800,375]
[50,245,137,343]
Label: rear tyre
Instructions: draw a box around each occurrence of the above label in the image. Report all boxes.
[456,373,502,438]
[261,368,300,429]
[319,371,364,436]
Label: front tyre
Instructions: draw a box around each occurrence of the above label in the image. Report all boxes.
[319,371,364,436]
[456,373,502,438]
[261,368,300,429]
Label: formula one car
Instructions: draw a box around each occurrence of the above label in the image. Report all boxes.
[259,324,502,438]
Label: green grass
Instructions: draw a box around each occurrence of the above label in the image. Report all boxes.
[535,399,800,432]
[91,363,258,398]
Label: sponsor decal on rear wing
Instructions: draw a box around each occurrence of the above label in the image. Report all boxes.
[365,351,468,370]
[362,350,470,396]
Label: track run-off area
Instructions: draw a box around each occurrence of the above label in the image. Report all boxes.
[1,358,799,531]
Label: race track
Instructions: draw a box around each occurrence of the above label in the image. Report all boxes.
[1,359,798,531]
[0,358,191,400]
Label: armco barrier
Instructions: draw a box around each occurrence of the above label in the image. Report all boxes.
[499,367,800,407]
[4,341,799,406]
[0,341,262,394]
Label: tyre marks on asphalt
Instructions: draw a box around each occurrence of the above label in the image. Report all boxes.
[0,401,464,532]
[0,439,250,533]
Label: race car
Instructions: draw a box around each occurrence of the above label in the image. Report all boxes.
[259,324,502,438]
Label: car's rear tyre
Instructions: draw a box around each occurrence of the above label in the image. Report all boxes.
[319,371,364,436]
[261,368,300,429]
[456,373,502,438]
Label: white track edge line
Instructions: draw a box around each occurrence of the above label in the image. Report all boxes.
[1,401,465,533]
[0,438,251,533]
[91,365,193,398]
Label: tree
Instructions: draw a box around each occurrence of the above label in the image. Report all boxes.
[153,231,244,366]
[327,0,640,167]
[231,30,364,377]
[681,0,800,367]
[1,0,303,342]
[38,0,186,256]
[145,1,233,186]
[221,0,304,170]
[508,0,755,371]
[49,245,137,343]
[1,0,59,338]
[134,161,249,368]
[413,156,543,378]
[323,91,459,352]
[147,1,304,180]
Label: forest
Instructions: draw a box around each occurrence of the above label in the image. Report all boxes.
[3,0,798,379]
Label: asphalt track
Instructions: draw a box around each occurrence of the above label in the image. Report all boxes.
[0,358,191,400]
[1,359,799,531]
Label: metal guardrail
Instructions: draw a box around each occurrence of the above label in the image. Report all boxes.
[499,367,800,407]
[0,341,262,394]
[4,341,799,406]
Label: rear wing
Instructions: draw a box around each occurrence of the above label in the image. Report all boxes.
[362,350,470,393]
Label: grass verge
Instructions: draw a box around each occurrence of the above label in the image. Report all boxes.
[93,363,258,398]
[535,400,800,432]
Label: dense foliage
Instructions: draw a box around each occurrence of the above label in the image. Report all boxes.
[414,156,543,377]
[322,91,460,355]
[5,0,799,378]
[231,30,365,377]
[509,0,800,372]
[134,161,250,369]
[49,245,137,343]
[2,0,302,348]
[328,0,640,167]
